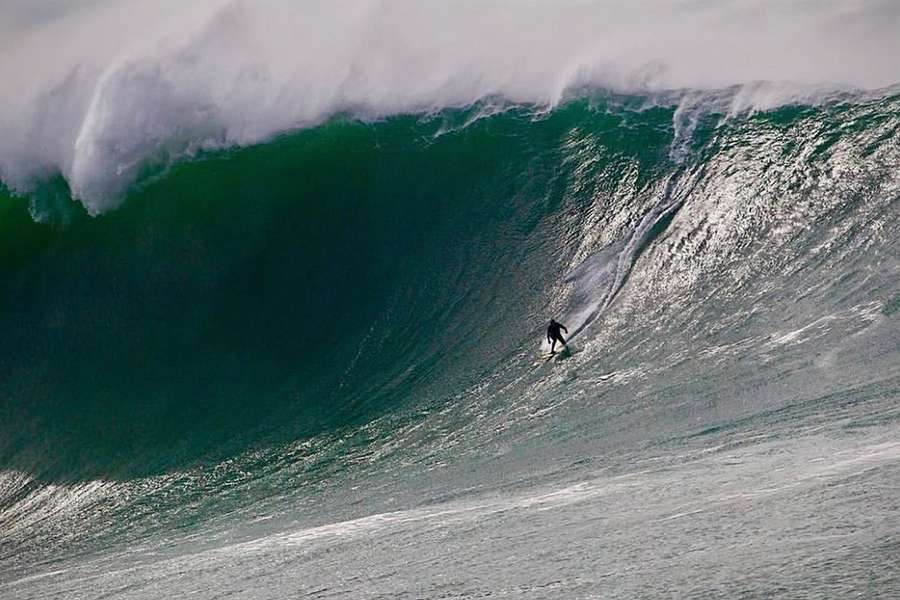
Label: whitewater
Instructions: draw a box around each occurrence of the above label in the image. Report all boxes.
[2,1,900,598]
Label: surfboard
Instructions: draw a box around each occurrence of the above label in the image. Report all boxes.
[539,345,573,362]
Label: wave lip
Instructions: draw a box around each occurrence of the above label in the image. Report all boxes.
[3,0,900,211]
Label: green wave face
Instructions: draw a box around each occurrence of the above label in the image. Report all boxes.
[1,100,674,479]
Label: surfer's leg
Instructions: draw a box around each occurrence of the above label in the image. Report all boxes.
[550,339,557,354]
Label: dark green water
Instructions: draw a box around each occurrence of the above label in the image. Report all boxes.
[1,100,676,481]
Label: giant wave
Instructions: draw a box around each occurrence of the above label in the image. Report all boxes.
[2,2,900,598]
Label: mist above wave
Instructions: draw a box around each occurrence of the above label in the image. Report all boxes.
[2,0,898,213]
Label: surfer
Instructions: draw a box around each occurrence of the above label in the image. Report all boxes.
[547,318,568,354]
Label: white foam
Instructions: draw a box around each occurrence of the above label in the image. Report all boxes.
[2,0,899,212]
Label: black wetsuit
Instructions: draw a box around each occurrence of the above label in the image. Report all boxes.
[547,320,568,353]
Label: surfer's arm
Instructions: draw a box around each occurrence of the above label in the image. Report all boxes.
[562,325,568,333]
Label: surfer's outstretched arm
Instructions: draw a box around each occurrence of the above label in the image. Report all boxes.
[562,324,568,333]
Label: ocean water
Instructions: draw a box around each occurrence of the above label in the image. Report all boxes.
[2,2,900,598]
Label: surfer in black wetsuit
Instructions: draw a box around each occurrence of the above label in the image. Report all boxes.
[547,318,568,354]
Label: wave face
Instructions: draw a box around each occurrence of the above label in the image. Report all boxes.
[3,0,900,211]
[2,88,900,595]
